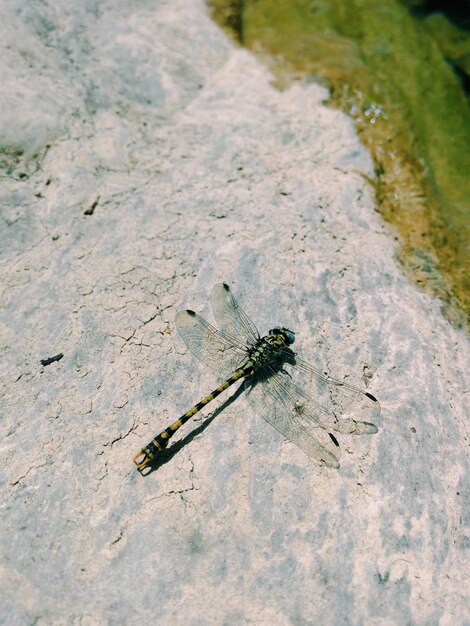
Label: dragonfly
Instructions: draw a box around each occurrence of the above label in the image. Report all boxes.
[133,283,380,470]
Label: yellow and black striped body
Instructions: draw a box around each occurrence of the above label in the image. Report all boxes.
[244,328,291,369]
[133,368,248,468]
[133,326,294,469]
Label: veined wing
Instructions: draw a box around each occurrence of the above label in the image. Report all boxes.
[280,351,381,428]
[211,283,260,347]
[245,355,380,467]
[176,309,248,381]
[245,367,341,468]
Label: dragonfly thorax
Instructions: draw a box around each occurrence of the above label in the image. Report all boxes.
[243,327,295,373]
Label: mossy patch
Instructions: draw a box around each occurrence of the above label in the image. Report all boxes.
[209,0,470,330]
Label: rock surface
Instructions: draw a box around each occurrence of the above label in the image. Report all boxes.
[1,1,469,624]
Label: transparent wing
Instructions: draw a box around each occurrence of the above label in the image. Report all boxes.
[281,351,381,430]
[245,367,341,468]
[245,354,380,467]
[210,283,260,347]
[176,309,248,380]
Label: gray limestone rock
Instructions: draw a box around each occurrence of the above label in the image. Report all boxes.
[1,1,469,624]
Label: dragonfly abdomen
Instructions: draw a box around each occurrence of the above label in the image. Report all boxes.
[134,368,248,468]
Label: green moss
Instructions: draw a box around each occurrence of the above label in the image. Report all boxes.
[209,0,470,328]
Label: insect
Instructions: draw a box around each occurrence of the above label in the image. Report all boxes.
[133,283,380,470]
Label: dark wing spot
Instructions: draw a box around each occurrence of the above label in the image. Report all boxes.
[187,309,196,316]
[222,283,230,291]
[365,392,378,402]
[329,433,340,447]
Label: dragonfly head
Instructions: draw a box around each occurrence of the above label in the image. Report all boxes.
[270,327,296,345]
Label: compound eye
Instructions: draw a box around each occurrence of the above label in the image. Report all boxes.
[283,328,296,344]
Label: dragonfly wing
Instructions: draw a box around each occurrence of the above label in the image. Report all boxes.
[176,309,247,380]
[245,369,341,468]
[210,283,260,347]
[280,351,381,432]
